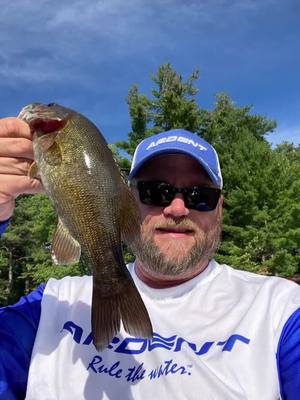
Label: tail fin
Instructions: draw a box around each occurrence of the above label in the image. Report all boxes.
[92,279,153,352]
[120,279,153,339]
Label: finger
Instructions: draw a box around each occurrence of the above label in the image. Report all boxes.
[0,157,32,175]
[0,175,44,198]
[0,118,32,139]
[0,138,34,159]
[0,197,15,221]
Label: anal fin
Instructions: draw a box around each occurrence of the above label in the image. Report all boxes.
[51,218,81,265]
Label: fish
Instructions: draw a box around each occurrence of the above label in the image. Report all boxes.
[19,102,153,351]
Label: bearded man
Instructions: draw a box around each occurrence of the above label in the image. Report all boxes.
[0,121,299,400]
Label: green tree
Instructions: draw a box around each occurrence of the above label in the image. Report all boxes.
[0,195,89,306]
[116,64,201,157]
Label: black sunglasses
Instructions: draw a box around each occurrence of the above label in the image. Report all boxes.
[132,181,221,211]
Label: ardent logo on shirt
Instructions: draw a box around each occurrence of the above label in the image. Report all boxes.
[60,321,251,385]
[146,136,208,151]
[61,320,250,356]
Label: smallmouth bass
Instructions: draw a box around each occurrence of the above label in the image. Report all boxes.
[19,103,153,351]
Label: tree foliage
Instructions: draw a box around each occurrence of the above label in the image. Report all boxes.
[0,195,90,306]
[116,64,201,157]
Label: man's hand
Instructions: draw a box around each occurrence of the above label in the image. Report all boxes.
[0,117,44,221]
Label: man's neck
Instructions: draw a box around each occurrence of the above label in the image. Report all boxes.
[134,259,209,289]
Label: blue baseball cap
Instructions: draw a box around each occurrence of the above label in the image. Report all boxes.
[128,129,223,189]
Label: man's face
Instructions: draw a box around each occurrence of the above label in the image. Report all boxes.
[131,154,223,281]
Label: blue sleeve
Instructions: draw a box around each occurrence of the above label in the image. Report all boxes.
[0,284,45,400]
[277,307,300,400]
[0,219,10,238]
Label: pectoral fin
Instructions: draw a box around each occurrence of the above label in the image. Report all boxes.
[27,161,40,179]
[39,134,57,152]
[43,141,63,166]
[51,218,81,265]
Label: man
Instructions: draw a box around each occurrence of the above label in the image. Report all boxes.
[0,117,299,399]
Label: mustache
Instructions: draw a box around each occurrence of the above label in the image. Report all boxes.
[151,218,198,232]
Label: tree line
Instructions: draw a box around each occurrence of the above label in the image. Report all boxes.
[0,64,299,306]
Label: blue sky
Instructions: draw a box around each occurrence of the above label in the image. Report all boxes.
[0,0,299,148]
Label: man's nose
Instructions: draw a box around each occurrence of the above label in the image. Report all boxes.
[163,194,189,218]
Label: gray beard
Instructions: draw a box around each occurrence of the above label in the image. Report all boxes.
[135,217,222,277]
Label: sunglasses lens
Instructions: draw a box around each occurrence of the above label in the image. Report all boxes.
[138,181,175,206]
[185,187,221,211]
[137,182,221,211]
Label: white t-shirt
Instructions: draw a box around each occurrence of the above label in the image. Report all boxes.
[26,260,300,399]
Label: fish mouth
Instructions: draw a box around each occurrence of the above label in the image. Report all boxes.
[18,103,68,133]
[28,118,66,134]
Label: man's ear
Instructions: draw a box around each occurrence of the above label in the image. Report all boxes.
[219,195,224,208]
[217,195,224,220]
